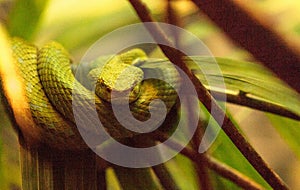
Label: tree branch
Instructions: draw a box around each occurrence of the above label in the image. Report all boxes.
[152,131,264,190]
[127,0,288,189]
[206,157,265,190]
[152,164,179,190]
[190,118,212,190]
[212,90,300,121]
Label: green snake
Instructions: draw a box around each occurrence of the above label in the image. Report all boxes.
[11,38,180,150]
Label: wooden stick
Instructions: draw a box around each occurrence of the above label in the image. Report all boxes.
[20,137,98,190]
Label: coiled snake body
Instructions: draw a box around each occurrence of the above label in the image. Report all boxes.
[11,38,180,150]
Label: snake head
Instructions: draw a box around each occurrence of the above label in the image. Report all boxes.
[87,48,147,104]
[88,62,144,104]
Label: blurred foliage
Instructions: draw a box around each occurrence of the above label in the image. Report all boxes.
[7,0,49,40]
[268,115,300,159]
[253,0,300,36]
[165,154,200,189]
[0,0,299,189]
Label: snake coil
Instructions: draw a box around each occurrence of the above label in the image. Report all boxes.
[11,38,180,150]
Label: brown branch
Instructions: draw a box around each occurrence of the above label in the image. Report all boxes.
[152,164,179,190]
[206,157,265,190]
[152,131,264,190]
[191,0,300,94]
[127,0,288,189]
[166,2,212,184]
[165,2,212,188]
[212,90,300,121]
[190,118,212,190]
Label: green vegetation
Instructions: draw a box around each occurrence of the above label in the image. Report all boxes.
[0,0,299,189]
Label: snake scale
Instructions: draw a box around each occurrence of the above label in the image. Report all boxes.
[11,38,180,150]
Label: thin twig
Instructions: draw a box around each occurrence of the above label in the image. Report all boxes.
[152,131,264,190]
[165,2,213,185]
[206,157,265,190]
[191,0,300,94]
[194,157,212,190]
[212,90,300,121]
[189,114,212,189]
[152,164,179,190]
[127,0,288,189]
[165,4,213,188]
[191,123,213,190]
[128,135,181,190]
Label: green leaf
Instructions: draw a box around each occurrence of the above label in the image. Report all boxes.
[210,128,271,189]
[198,103,271,189]
[186,57,300,117]
[268,114,300,159]
[106,168,122,190]
[184,57,300,188]
[7,0,49,40]
[113,166,161,190]
[164,154,200,190]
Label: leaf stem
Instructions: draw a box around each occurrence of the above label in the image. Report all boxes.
[212,90,300,121]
